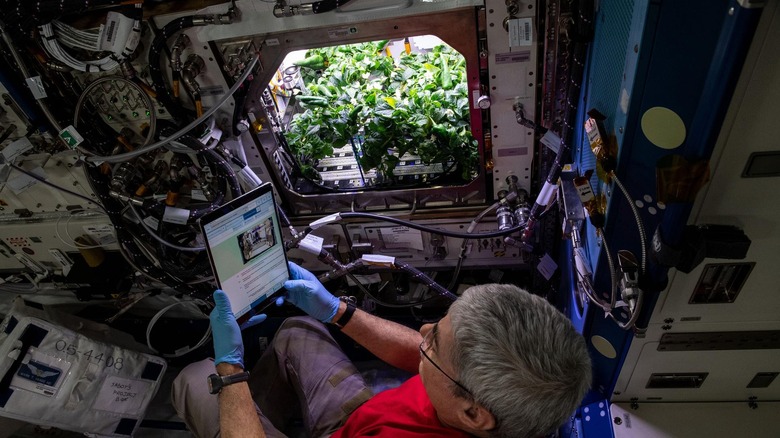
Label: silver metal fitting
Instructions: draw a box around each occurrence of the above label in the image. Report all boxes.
[273,2,314,17]
[108,190,144,206]
[496,205,515,231]
[617,250,641,313]
[170,34,191,73]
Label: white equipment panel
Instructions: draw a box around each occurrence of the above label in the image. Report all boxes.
[611,402,780,438]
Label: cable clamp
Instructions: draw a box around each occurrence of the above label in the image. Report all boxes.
[309,213,341,230]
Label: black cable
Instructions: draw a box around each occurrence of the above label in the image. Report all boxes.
[156,222,212,279]
[515,104,548,135]
[179,134,241,198]
[83,163,202,295]
[0,124,15,143]
[338,212,524,239]
[9,163,107,214]
[231,82,250,136]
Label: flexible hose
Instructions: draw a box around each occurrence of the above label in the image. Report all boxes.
[447,200,502,291]
[611,174,648,274]
[146,299,212,357]
[85,54,259,164]
[600,231,618,309]
[179,134,241,198]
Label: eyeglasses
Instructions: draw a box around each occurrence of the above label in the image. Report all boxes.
[419,326,472,395]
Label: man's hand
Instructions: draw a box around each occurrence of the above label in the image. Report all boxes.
[283,262,340,323]
[210,289,267,368]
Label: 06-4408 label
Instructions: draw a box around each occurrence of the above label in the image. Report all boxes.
[54,340,124,370]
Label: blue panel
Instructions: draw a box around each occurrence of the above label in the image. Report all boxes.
[580,400,614,438]
[558,416,583,438]
[0,64,47,132]
[571,0,763,400]
[576,0,644,275]
[585,0,636,135]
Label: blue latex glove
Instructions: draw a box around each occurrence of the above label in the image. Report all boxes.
[284,262,340,323]
[210,289,271,367]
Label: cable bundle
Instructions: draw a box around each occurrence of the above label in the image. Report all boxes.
[37,4,142,72]
[1,0,130,38]
[52,21,101,51]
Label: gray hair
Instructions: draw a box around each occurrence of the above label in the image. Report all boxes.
[448,284,592,438]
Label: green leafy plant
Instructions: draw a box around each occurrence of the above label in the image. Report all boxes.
[285,41,478,183]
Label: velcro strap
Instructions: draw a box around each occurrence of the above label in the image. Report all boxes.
[340,387,373,415]
[327,365,356,388]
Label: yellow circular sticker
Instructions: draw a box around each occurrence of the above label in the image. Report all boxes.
[591,335,618,359]
[641,106,686,149]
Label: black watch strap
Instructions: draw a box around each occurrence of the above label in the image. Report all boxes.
[333,301,356,329]
[208,371,250,394]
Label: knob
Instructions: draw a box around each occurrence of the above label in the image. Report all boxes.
[476,94,492,109]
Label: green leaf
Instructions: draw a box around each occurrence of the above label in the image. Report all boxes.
[423,63,439,73]
[285,41,476,180]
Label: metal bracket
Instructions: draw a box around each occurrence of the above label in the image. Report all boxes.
[617,250,641,312]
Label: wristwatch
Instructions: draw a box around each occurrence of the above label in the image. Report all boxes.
[333,297,356,329]
[208,371,250,394]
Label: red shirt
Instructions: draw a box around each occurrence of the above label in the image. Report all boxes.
[331,375,471,438]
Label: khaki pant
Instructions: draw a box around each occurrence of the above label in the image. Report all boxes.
[171,317,373,437]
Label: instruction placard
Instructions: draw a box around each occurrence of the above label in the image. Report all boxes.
[83,224,117,245]
[299,234,324,254]
[537,253,558,280]
[540,130,562,153]
[99,11,135,55]
[377,226,424,251]
[93,376,150,415]
[6,166,46,194]
[2,137,34,162]
[163,206,190,225]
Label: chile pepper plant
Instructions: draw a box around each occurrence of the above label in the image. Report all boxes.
[284,41,478,185]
